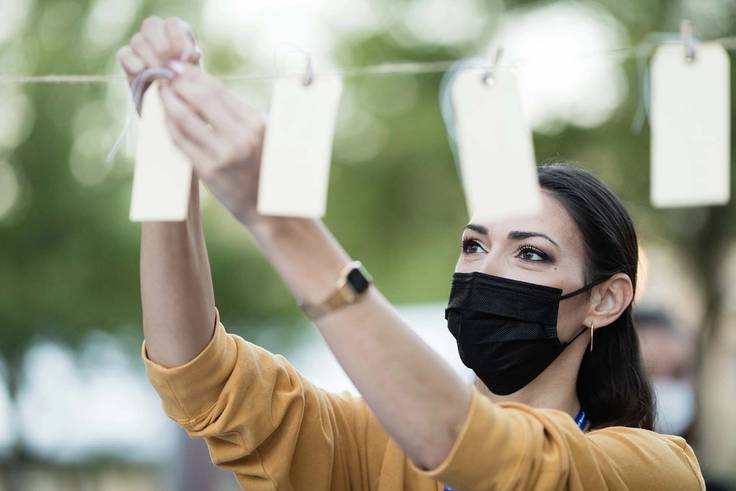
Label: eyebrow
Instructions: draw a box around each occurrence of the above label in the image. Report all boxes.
[463,223,560,248]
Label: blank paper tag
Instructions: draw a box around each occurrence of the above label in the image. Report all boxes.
[451,68,541,222]
[651,43,730,208]
[130,82,192,221]
[257,76,343,218]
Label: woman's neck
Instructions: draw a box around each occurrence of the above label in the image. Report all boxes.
[473,335,588,419]
[475,378,581,418]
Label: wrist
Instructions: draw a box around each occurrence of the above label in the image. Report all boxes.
[239,212,312,248]
[238,213,354,306]
[141,189,203,247]
[298,260,374,321]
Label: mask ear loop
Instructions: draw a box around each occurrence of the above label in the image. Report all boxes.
[560,278,607,347]
[565,325,589,345]
[559,276,609,300]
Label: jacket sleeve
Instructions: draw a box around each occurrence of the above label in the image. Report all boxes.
[408,389,706,491]
[141,307,389,491]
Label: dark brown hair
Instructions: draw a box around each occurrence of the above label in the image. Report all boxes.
[538,163,655,430]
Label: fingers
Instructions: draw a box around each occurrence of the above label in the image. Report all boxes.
[215,81,264,129]
[141,16,171,62]
[118,16,200,85]
[117,46,145,83]
[164,18,196,62]
[171,65,265,134]
[170,66,243,136]
[159,84,227,161]
[130,32,159,67]
[165,116,214,171]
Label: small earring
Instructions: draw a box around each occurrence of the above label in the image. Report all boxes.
[589,322,595,352]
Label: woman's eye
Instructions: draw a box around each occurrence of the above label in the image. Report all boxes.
[517,246,548,262]
[461,238,485,255]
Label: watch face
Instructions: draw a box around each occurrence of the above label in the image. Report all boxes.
[347,267,371,294]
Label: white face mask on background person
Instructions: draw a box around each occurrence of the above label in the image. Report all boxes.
[653,377,696,436]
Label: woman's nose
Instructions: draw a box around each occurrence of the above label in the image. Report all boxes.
[468,253,512,278]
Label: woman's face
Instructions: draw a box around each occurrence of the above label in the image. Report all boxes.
[454,190,590,341]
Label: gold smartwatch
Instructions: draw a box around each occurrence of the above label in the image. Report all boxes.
[298,260,373,321]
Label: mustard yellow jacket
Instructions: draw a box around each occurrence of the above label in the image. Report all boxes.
[142,308,705,490]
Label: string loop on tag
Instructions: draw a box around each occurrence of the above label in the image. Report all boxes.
[680,20,697,63]
[273,44,315,86]
[106,67,177,162]
[131,67,176,115]
[302,53,314,86]
[482,47,504,86]
[105,91,136,163]
[630,27,696,135]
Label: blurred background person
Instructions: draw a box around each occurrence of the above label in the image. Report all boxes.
[635,307,734,491]
[634,307,696,437]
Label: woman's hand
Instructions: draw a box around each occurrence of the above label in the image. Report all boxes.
[159,64,266,225]
[117,16,201,89]
[118,16,265,225]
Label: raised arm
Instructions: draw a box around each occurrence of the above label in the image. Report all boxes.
[117,17,216,368]
[159,60,473,470]
[121,20,402,491]
[250,215,474,469]
[139,179,216,367]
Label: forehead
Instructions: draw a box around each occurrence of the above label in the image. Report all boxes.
[468,191,583,250]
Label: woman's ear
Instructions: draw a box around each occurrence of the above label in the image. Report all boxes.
[585,272,634,329]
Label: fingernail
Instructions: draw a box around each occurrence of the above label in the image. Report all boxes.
[170,61,187,75]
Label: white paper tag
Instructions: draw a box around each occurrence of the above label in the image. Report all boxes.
[130,82,192,221]
[651,43,730,208]
[257,75,343,218]
[451,68,541,222]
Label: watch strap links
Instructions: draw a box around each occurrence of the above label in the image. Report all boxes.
[298,260,368,321]
[300,287,355,321]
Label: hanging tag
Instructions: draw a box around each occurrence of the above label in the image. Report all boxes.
[651,43,730,208]
[257,75,343,218]
[451,67,541,222]
[130,82,193,221]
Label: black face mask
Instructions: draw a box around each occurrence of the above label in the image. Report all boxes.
[446,271,603,395]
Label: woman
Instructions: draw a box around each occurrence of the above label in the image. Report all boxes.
[120,17,705,490]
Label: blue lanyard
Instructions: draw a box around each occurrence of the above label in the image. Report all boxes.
[574,408,588,431]
[442,409,587,491]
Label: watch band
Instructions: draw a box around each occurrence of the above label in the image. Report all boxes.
[299,260,372,321]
